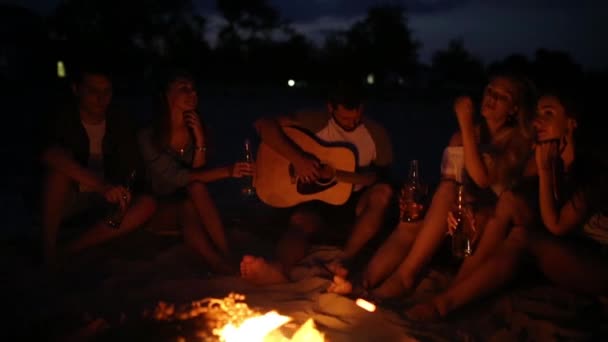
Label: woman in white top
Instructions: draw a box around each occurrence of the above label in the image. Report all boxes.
[406,86,608,320]
[359,71,537,299]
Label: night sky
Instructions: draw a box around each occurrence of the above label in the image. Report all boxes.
[8,0,608,70]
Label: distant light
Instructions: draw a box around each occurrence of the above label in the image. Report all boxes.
[287,79,295,87]
[57,60,66,78]
[366,73,374,85]
[355,298,376,312]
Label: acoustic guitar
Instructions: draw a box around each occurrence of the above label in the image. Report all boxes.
[254,126,358,208]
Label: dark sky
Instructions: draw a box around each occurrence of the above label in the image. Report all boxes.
[9,0,608,70]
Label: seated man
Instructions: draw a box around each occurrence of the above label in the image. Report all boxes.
[240,80,394,285]
[40,62,156,268]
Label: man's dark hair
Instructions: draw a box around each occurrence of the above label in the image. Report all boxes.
[327,80,366,110]
[70,60,113,85]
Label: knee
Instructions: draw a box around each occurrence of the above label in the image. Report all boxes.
[368,183,393,208]
[507,225,530,248]
[135,194,158,215]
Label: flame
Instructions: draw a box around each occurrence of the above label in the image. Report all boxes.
[150,293,325,341]
[216,312,325,342]
[216,311,291,341]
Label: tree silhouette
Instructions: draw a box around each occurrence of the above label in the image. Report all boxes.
[214,0,317,83]
[329,5,420,85]
[432,38,484,92]
[48,0,208,83]
[216,0,281,42]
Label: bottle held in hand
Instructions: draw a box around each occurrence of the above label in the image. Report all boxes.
[451,184,473,259]
[106,170,136,229]
[400,159,427,222]
[241,138,256,197]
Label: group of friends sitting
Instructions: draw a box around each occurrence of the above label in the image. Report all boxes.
[37,61,607,321]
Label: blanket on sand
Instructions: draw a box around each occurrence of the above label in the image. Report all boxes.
[4,231,608,342]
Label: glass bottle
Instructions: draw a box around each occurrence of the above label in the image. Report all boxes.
[106,170,136,229]
[241,138,256,197]
[400,159,426,222]
[451,183,473,259]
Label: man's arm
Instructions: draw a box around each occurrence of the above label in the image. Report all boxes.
[41,146,106,193]
[254,116,320,180]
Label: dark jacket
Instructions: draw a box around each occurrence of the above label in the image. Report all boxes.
[43,103,145,191]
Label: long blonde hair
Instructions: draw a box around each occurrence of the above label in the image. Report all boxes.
[480,73,537,189]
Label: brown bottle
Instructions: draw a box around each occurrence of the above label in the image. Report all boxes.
[106,170,136,229]
[451,184,472,258]
[400,160,426,222]
[241,138,256,197]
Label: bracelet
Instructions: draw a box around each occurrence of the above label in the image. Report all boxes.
[194,146,207,152]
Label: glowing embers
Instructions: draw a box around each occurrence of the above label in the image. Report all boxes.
[151,293,324,341]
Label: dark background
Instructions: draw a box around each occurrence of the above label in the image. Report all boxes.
[1,1,606,239]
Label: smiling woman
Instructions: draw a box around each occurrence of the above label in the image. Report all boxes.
[137,67,256,275]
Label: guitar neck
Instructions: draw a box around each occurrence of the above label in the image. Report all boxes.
[335,170,361,184]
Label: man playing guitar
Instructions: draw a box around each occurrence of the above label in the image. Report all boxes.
[240,80,394,285]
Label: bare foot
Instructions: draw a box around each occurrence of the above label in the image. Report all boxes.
[240,255,288,285]
[404,302,442,321]
[371,273,414,299]
[327,275,353,295]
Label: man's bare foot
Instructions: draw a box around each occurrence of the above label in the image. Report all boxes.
[404,302,443,321]
[327,275,353,295]
[240,255,288,285]
[370,273,414,299]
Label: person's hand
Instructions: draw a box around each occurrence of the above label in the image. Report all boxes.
[230,162,255,178]
[446,207,476,237]
[318,164,336,180]
[102,185,131,210]
[446,210,458,235]
[183,111,205,145]
[535,139,559,172]
[293,154,320,183]
[453,96,475,126]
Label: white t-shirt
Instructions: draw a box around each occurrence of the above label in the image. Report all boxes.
[316,118,376,191]
[80,120,106,191]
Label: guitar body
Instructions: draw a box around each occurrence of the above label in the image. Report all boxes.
[255,126,357,208]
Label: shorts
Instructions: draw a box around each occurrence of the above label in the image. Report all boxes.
[283,189,366,245]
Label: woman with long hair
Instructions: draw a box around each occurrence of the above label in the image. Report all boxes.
[345,71,537,298]
[138,69,254,274]
[405,86,608,320]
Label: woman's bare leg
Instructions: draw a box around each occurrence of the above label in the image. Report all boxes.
[188,182,229,255]
[453,191,532,284]
[530,233,608,295]
[372,180,457,298]
[181,198,234,274]
[362,221,421,289]
[406,226,529,320]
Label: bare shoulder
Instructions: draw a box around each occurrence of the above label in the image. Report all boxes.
[448,125,482,146]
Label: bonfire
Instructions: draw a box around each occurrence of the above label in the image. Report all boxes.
[151,293,325,341]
